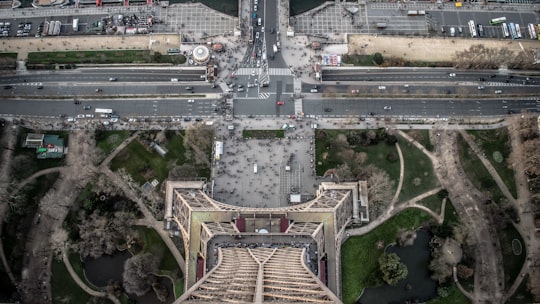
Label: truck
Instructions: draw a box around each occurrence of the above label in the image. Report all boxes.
[73,18,79,31]
[273,44,278,53]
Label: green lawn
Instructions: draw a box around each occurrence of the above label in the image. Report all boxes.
[341,209,432,304]
[136,227,184,299]
[467,129,517,198]
[110,131,209,186]
[51,258,93,304]
[397,137,437,202]
[498,224,527,287]
[315,130,400,185]
[404,129,434,152]
[95,130,131,156]
[426,284,471,304]
[506,274,534,304]
[457,134,505,203]
[242,129,285,138]
[417,192,444,214]
[27,50,186,65]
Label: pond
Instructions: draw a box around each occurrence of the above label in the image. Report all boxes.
[358,229,437,304]
[84,251,175,304]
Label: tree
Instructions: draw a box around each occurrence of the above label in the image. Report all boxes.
[77,211,134,258]
[373,52,384,65]
[365,165,394,219]
[456,264,474,279]
[123,253,159,296]
[378,253,408,286]
[183,125,215,166]
[168,164,198,180]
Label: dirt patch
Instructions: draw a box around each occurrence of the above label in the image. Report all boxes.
[348,35,539,62]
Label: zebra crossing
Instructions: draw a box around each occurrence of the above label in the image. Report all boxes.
[258,93,270,99]
[236,68,256,76]
[268,68,293,76]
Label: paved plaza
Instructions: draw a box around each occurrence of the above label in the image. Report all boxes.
[212,120,317,208]
[291,2,365,36]
[156,3,237,37]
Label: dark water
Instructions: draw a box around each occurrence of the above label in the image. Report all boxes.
[84,251,174,304]
[358,230,437,304]
[84,250,131,287]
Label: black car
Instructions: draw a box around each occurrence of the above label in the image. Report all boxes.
[324,108,332,112]
[185,86,193,90]
[183,117,192,122]
[195,118,203,122]
[3,85,13,89]
[74,100,81,104]
[478,77,485,82]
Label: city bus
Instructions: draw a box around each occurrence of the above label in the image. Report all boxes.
[468,20,477,37]
[508,22,518,39]
[528,23,537,39]
[501,23,510,38]
[489,17,506,25]
[95,108,113,114]
[514,24,522,38]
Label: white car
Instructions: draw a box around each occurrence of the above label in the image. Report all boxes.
[188,99,195,103]
[495,90,502,94]
[310,89,318,93]
[251,70,256,76]
[261,27,265,32]
[254,5,257,11]
[226,88,234,92]
[383,106,392,110]
[477,86,485,90]
[449,73,456,77]
[378,86,386,90]
[254,0,258,4]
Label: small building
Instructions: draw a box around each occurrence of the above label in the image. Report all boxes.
[310,41,321,50]
[150,142,168,158]
[23,133,66,159]
[212,43,224,53]
[24,133,45,148]
[214,141,223,161]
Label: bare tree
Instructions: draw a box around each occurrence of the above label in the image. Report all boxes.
[77,211,134,258]
[366,166,394,218]
[183,125,215,166]
[123,253,159,296]
[169,164,198,179]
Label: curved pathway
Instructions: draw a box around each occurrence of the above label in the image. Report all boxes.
[346,187,443,238]
[458,130,517,204]
[452,266,475,302]
[10,166,69,199]
[390,142,404,206]
[61,247,121,304]
[431,130,504,304]
[0,125,19,288]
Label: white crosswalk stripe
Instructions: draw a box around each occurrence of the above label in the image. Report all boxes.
[268,68,292,76]
[236,68,255,76]
[258,93,270,99]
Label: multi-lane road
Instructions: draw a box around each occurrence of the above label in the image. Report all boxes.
[1,67,539,120]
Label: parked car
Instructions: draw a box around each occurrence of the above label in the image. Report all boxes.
[383,106,391,110]
[495,90,502,94]
[277,101,284,105]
